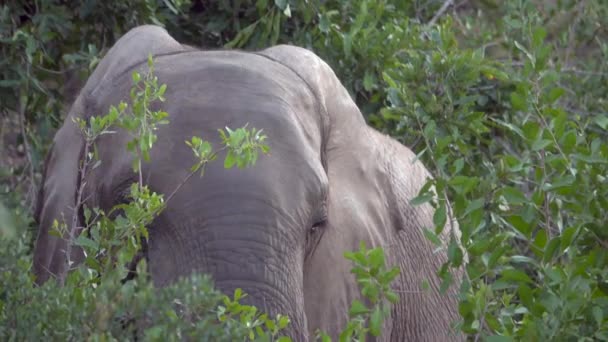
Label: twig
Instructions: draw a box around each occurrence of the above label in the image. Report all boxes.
[473,297,489,342]
[164,168,198,205]
[428,0,454,26]
[507,60,608,77]
[60,137,91,286]
[539,149,553,239]
[561,67,608,76]
[534,103,575,177]
[164,147,227,205]
[18,87,36,211]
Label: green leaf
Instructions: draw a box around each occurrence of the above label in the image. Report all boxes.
[448,176,478,195]
[531,138,552,151]
[594,115,608,130]
[517,283,534,308]
[410,192,433,206]
[593,306,603,327]
[546,87,565,104]
[368,248,385,269]
[225,21,259,48]
[132,71,141,83]
[572,153,608,164]
[369,306,383,336]
[514,40,535,67]
[433,203,447,232]
[283,4,291,17]
[274,0,287,10]
[378,267,400,284]
[533,230,548,255]
[342,32,352,58]
[158,84,167,97]
[501,187,527,205]
[319,13,331,33]
[439,270,454,294]
[560,226,579,252]
[523,121,541,141]
[492,118,526,139]
[507,215,532,238]
[543,236,561,262]
[510,255,538,266]
[480,65,510,81]
[423,228,442,246]
[501,268,534,284]
[278,315,290,329]
[532,26,547,47]
[385,290,399,304]
[224,150,237,169]
[343,251,367,266]
[75,235,98,250]
[447,240,464,266]
[542,175,575,191]
[348,300,369,316]
[464,198,485,216]
[363,70,375,92]
[561,130,577,151]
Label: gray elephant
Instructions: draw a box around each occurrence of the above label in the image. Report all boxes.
[33,25,463,341]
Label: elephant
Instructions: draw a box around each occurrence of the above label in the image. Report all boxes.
[32,25,464,341]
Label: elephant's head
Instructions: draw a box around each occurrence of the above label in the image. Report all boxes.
[34,26,462,341]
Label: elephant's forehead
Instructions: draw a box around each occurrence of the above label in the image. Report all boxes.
[332,195,368,219]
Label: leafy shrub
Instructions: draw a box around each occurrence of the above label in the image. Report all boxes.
[376,5,608,340]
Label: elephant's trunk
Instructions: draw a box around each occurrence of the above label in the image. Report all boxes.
[215,279,308,341]
[146,195,309,341]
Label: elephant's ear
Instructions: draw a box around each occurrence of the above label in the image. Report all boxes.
[258,45,367,135]
[32,25,186,284]
[32,116,86,285]
[260,46,463,338]
[260,45,462,265]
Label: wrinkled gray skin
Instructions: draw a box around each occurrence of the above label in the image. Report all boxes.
[33,25,464,341]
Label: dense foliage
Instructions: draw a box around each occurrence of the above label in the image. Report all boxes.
[1,0,607,340]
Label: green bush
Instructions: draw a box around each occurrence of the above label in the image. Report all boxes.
[376,5,608,340]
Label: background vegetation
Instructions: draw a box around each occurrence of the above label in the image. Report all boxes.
[1,0,607,340]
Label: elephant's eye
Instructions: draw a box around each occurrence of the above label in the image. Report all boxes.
[310,202,328,233]
[306,211,327,259]
[310,218,326,232]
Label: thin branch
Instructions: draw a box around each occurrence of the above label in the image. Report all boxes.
[18,84,36,211]
[60,137,91,286]
[539,149,554,239]
[164,168,198,205]
[165,148,226,206]
[561,67,608,77]
[507,60,608,77]
[473,297,489,342]
[428,0,454,26]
